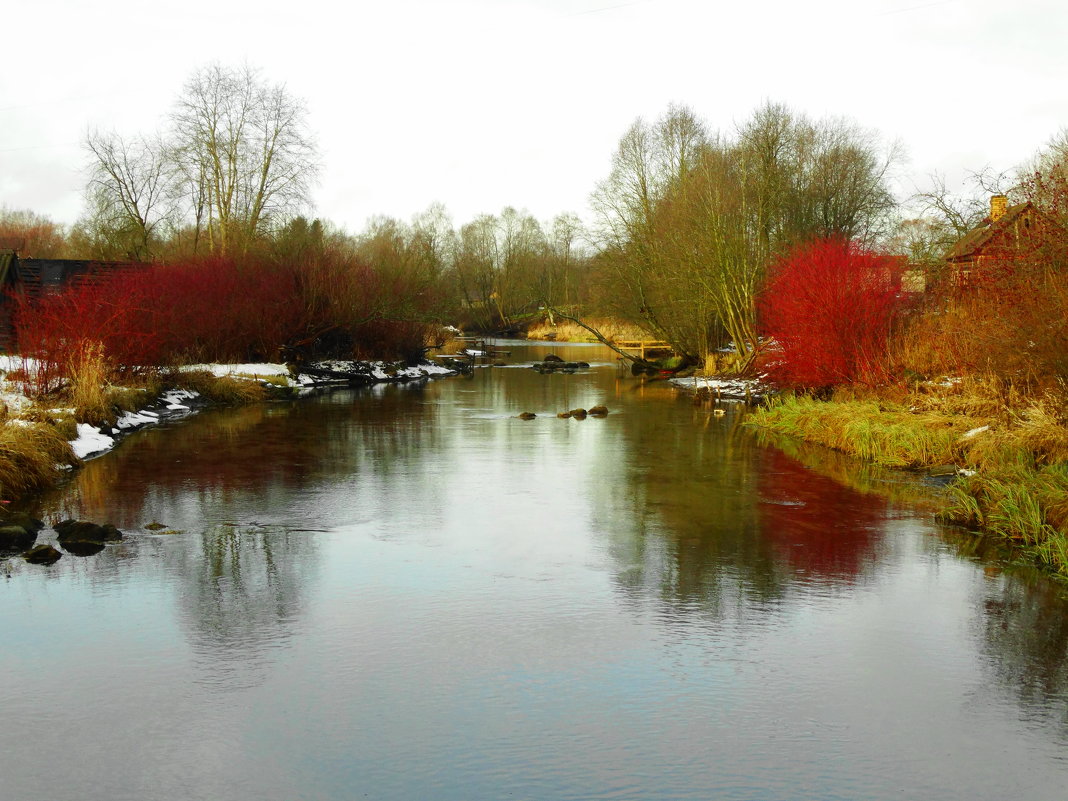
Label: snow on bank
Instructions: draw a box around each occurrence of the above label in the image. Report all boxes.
[1,358,459,465]
[71,424,115,459]
[670,373,769,401]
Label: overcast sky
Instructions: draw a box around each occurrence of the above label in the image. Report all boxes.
[3,0,1066,232]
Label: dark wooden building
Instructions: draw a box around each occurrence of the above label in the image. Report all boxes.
[0,251,145,352]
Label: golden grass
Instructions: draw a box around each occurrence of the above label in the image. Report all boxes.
[0,421,77,500]
[526,318,650,343]
[748,393,986,468]
[171,370,266,405]
[68,340,113,426]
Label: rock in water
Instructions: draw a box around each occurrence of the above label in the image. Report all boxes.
[543,354,564,362]
[0,525,35,551]
[61,540,105,557]
[2,512,45,534]
[54,519,124,547]
[23,544,62,565]
[568,408,588,419]
[517,412,537,420]
[588,405,609,416]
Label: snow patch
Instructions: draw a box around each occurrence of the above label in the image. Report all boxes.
[71,424,115,459]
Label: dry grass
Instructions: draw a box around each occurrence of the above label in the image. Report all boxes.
[67,340,113,426]
[526,318,650,343]
[0,421,77,500]
[170,370,266,405]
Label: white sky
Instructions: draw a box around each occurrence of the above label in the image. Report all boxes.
[3,0,1066,232]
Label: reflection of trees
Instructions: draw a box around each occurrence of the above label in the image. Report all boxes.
[591,397,789,618]
[973,570,1068,738]
[28,382,454,688]
[171,524,320,690]
[33,382,449,530]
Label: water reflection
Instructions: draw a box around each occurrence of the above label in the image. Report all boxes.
[974,569,1068,737]
[173,524,320,691]
[757,445,885,583]
[4,342,1068,800]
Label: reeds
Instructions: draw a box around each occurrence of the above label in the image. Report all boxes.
[170,370,266,405]
[748,394,978,468]
[0,422,77,500]
[525,318,650,343]
[68,340,113,426]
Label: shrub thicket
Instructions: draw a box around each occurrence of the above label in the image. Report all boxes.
[758,238,908,387]
[12,251,442,399]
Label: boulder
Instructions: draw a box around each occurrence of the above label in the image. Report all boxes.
[54,520,123,544]
[61,540,105,557]
[0,525,35,551]
[576,362,590,368]
[588,405,609,417]
[1,512,45,535]
[568,408,588,419]
[517,412,537,420]
[543,354,564,362]
[557,412,572,418]
[22,544,62,565]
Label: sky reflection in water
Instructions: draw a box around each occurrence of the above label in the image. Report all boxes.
[3,342,1068,801]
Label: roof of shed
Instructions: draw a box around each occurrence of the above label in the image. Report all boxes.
[946,202,1033,261]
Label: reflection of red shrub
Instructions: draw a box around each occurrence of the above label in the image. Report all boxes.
[759,238,907,387]
[758,447,884,582]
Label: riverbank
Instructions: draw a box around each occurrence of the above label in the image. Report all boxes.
[0,357,458,508]
[746,387,1068,576]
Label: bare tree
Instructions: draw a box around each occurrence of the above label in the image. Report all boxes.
[171,63,319,256]
[83,129,176,260]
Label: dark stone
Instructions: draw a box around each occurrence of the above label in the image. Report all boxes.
[517,412,537,420]
[588,405,609,416]
[54,520,123,544]
[22,544,62,565]
[557,412,572,418]
[2,512,45,534]
[61,540,105,557]
[0,525,35,551]
[144,521,168,531]
[576,362,590,368]
[100,524,123,542]
[543,354,564,362]
[568,408,588,419]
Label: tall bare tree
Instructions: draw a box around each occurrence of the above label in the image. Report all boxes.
[82,129,175,260]
[171,63,319,256]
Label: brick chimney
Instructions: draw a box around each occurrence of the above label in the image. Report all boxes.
[990,194,1008,222]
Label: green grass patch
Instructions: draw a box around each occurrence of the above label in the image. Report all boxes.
[750,392,1068,576]
[747,393,983,468]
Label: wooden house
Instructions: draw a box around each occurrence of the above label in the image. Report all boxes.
[0,251,145,352]
[945,194,1041,285]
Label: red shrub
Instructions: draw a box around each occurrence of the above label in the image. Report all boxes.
[758,238,907,387]
[13,249,445,395]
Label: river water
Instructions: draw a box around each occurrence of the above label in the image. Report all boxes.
[3,341,1068,801]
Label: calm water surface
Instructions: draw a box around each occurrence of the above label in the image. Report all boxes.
[3,341,1068,801]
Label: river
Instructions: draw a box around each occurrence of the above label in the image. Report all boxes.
[3,340,1068,800]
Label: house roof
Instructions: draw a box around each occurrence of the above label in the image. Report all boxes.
[946,202,1033,262]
